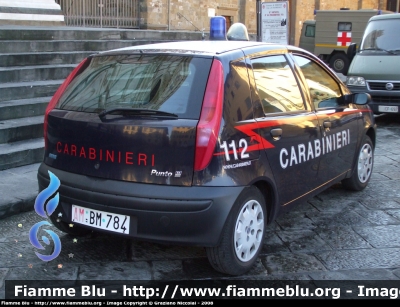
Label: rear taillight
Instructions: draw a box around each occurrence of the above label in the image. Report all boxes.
[194,59,224,171]
[44,58,91,149]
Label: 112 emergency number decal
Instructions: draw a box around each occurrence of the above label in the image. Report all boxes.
[215,112,357,169]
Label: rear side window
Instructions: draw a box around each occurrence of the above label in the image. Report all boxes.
[55,55,212,119]
[251,55,305,114]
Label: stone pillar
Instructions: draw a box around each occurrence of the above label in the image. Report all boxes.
[0,0,65,26]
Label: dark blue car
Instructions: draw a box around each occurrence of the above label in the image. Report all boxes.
[37,39,376,276]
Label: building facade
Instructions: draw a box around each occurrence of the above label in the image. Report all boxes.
[139,0,394,45]
[0,0,397,46]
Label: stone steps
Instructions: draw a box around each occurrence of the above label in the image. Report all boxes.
[0,97,50,121]
[0,137,44,171]
[0,26,201,41]
[0,40,143,53]
[0,64,76,83]
[0,51,92,66]
[0,79,63,102]
[0,115,44,144]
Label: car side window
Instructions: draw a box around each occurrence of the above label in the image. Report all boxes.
[293,55,342,109]
[251,55,305,114]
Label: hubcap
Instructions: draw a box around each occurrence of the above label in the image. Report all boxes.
[234,199,264,262]
[334,59,344,71]
[358,143,373,183]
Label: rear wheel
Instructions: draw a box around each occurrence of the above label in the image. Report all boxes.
[342,135,374,191]
[206,186,266,276]
[329,53,350,75]
[50,213,92,236]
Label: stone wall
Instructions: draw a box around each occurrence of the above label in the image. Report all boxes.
[140,0,390,46]
[141,0,241,33]
[1,0,391,47]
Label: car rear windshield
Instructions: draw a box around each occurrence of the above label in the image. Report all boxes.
[55,54,212,119]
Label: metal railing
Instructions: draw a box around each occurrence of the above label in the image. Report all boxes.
[56,0,140,28]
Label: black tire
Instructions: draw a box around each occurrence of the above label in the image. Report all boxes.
[329,53,350,75]
[206,186,266,276]
[50,213,92,237]
[342,135,374,191]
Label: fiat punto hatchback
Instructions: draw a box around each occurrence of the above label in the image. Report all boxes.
[37,38,376,276]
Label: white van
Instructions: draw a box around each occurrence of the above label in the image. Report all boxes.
[346,13,400,114]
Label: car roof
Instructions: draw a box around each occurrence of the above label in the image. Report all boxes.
[96,40,288,56]
[369,12,400,21]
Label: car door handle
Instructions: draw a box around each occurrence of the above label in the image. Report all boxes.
[270,128,282,140]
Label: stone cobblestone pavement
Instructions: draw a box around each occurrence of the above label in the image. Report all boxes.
[0,114,399,299]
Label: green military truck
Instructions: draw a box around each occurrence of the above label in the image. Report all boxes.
[299,9,391,75]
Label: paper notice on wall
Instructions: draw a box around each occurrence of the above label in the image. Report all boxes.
[261,1,289,44]
[263,29,271,42]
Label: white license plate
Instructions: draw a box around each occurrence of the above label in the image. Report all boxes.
[71,205,130,234]
[378,105,398,113]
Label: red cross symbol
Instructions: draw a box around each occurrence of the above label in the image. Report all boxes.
[337,32,352,46]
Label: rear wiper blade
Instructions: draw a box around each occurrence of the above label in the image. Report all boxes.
[99,107,178,118]
[99,107,178,119]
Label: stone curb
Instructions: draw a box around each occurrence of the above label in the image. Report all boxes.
[0,163,40,219]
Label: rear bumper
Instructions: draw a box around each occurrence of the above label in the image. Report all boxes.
[37,163,243,246]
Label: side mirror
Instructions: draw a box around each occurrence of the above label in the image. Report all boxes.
[347,43,357,62]
[353,93,371,105]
